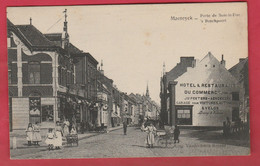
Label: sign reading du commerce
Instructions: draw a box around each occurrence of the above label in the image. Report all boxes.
[174,53,240,126]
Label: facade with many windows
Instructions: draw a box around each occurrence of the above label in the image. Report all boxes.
[7,19,83,130]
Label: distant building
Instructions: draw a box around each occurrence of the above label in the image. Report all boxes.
[129,93,143,125]
[73,52,99,129]
[111,86,122,127]
[96,62,114,128]
[129,85,160,125]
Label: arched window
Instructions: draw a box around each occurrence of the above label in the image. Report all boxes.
[28,62,40,84]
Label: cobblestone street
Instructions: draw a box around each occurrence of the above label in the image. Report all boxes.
[10,127,250,159]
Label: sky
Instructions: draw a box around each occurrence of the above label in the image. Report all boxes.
[7,2,248,103]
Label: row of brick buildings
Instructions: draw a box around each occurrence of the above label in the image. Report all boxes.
[160,53,249,127]
[7,16,160,131]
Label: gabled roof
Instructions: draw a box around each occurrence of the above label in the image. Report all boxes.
[7,19,83,55]
[15,25,56,47]
[44,33,83,55]
[7,19,59,51]
[175,52,238,84]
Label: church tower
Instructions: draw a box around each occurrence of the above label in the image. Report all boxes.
[146,83,150,98]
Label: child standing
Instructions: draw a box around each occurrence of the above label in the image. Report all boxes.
[26,123,34,146]
[33,122,42,145]
[54,121,63,149]
[45,128,55,150]
[70,126,77,135]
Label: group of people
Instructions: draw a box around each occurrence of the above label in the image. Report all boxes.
[45,121,64,150]
[25,122,42,146]
[26,119,78,150]
[45,120,78,150]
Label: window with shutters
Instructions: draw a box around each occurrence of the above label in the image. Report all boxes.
[28,62,40,84]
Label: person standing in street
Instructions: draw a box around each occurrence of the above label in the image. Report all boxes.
[174,125,180,143]
[32,122,42,146]
[26,123,34,146]
[123,121,127,135]
[54,121,63,149]
[63,119,70,137]
[142,122,157,148]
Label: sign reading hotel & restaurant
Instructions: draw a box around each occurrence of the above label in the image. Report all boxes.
[175,53,240,126]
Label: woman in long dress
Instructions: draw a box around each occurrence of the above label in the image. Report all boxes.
[54,121,63,149]
[142,122,157,148]
[26,123,34,146]
[32,122,42,145]
[63,119,70,137]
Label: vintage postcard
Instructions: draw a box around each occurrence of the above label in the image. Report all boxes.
[7,2,249,159]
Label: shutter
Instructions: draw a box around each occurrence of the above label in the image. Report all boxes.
[40,63,52,84]
[11,63,17,84]
[22,63,28,84]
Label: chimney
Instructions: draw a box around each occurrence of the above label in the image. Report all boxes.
[100,60,104,75]
[239,58,246,62]
[163,62,166,75]
[192,59,199,68]
[220,54,226,67]
[180,57,195,64]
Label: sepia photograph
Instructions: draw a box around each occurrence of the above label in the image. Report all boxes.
[6,2,249,159]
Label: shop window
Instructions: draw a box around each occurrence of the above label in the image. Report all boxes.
[232,92,239,101]
[42,105,54,122]
[177,110,191,119]
[176,108,192,125]
[28,62,40,84]
[29,96,41,124]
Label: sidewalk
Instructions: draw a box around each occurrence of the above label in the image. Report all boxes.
[9,125,123,149]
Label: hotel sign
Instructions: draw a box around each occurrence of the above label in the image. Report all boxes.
[176,82,239,115]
